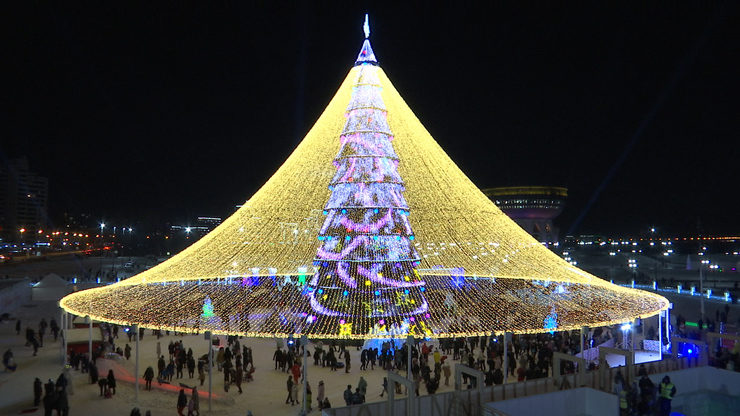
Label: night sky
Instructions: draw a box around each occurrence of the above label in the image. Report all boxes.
[3,2,739,235]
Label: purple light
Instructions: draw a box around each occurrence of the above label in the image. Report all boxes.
[339,208,393,233]
[410,317,415,322]
[336,262,358,288]
[425,313,430,318]
[379,319,385,325]
[317,236,365,261]
[309,292,343,316]
[339,319,346,324]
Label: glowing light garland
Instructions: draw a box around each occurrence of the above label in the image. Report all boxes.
[59,18,669,339]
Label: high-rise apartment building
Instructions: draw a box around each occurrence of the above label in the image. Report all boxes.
[0,157,49,240]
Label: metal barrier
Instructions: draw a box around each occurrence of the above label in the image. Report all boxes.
[323,355,706,416]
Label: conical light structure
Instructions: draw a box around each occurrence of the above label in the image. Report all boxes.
[61,21,668,339]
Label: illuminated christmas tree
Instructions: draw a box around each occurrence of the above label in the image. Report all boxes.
[59,15,669,339]
[309,18,427,322]
[202,296,215,318]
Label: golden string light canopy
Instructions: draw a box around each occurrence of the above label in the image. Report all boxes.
[60,29,668,339]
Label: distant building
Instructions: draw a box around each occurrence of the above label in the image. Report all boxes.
[0,157,49,240]
[170,216,223,236]
[196,216,222,230]
[482,186,567,243]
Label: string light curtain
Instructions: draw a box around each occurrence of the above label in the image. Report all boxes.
[60,22,668,339]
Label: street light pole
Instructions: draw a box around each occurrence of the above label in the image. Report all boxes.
[134,324,140,404]
[699,260,705,321]
[205,331,213,412]
[99,223,105,281]
[88,315,92,364]
[301,335,308,415]
[407,335,413,383]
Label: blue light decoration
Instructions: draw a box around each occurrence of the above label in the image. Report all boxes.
[544,308,558,334]
[241,268,260,287]
[676,341,700,358]
[307,25,427,322]
[451,267,465,289]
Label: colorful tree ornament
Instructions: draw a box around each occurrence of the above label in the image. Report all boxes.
[202,296,215,318]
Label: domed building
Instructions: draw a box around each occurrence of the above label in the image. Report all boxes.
[483,186,567,244]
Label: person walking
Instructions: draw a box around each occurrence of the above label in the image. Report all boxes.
[157,356,165,378]
[343,384,353,406]
[177,389,188,415]
[3,349,16,372]
[658,376,676,416]
[42,382,56,416]
[190,387,200,416]
[144,366,154,390]
[89,361,99,384]
[98,376,108,397]
[317,380,326,409]
[198,361,206,386]
[50,319,59,341]
[358,376,367,396]
[305,382,313,412]
[30,335,40,356]
[124,344,131,360]
[380,377,388,397]
[187,355,195,378]
[291,379,299,407]
[442,360,451,386]
[107,369,117,395]
[63,366,74,396]
[291,362,301,384]
[38,319,47,347]
[345,350,351,373]
[285,376,294,405]
[235,366,243,394]
[273,347,282,370]
[33,377,43,406]
[56,388,69,416]
[16,319,21,335]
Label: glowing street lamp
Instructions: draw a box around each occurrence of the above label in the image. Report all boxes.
[99,223,106,280]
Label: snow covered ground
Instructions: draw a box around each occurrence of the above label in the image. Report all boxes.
[1,298,467,415]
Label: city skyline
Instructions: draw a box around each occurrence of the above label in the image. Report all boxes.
[4,3,738,235]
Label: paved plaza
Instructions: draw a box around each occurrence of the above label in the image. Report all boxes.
[2,282,736,415]
[1,298,469,415]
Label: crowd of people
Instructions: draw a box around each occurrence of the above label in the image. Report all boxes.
[612,367,677,416]
[3,300,737,415]
[675,305,740,372]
